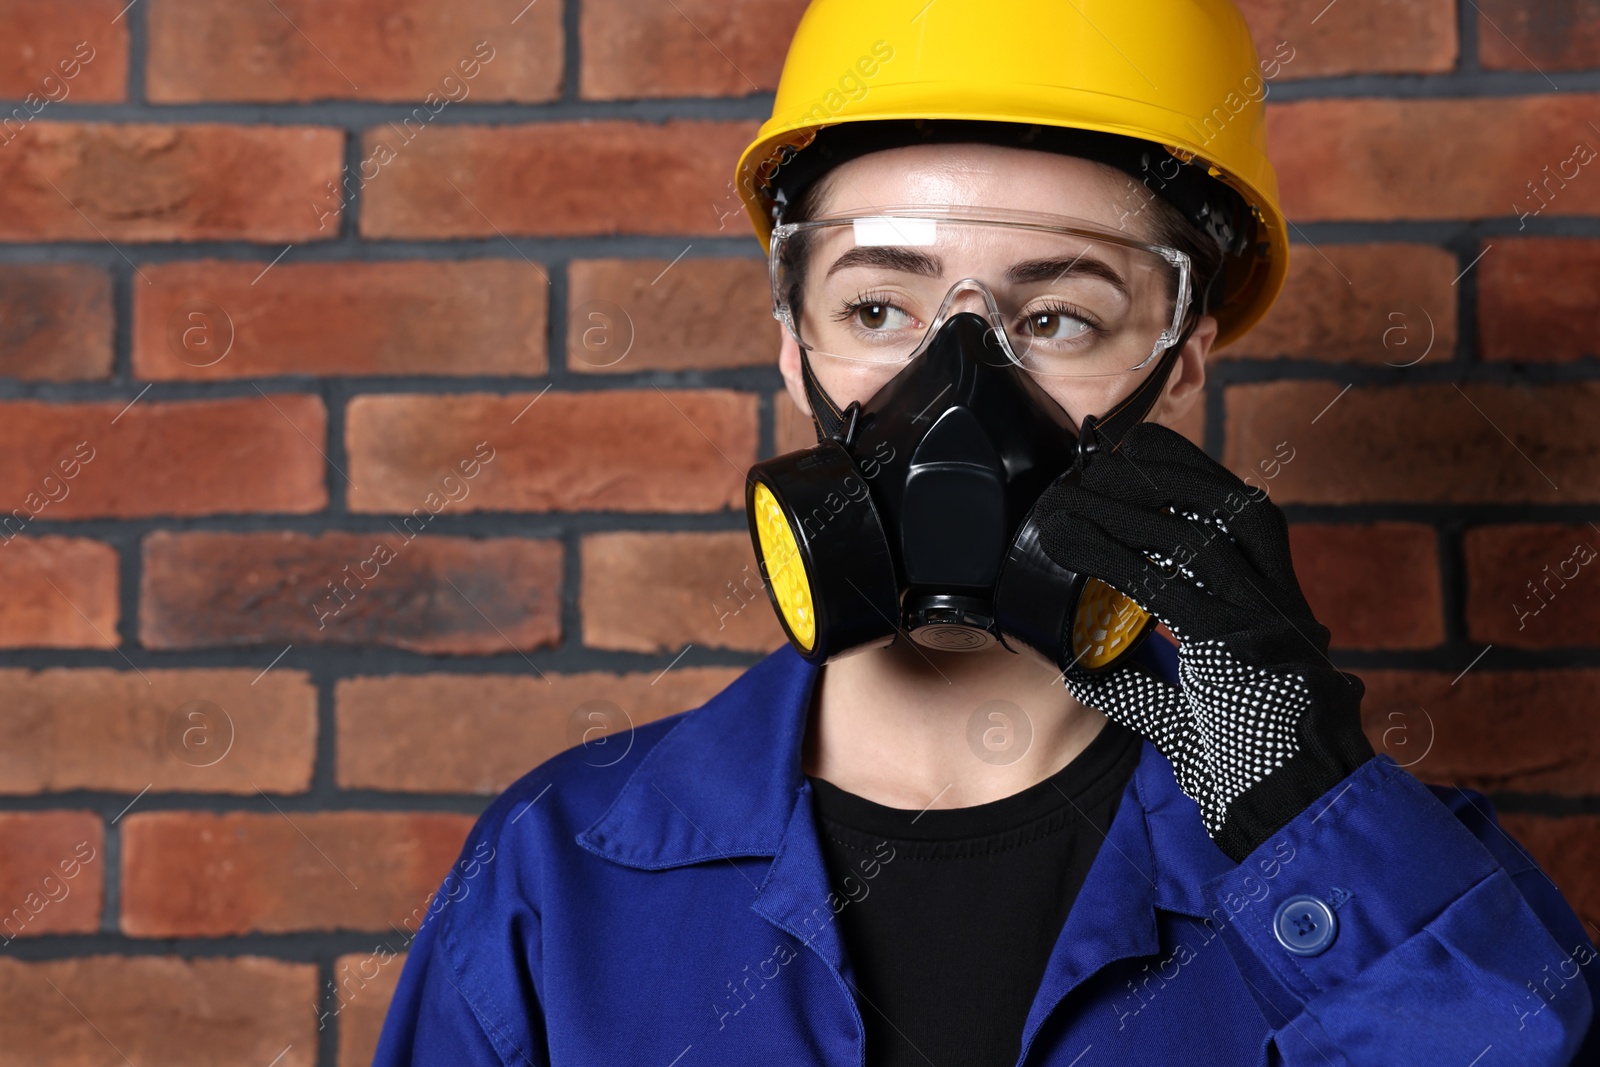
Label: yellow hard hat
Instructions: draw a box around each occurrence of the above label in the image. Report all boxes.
[734,0,1289,350]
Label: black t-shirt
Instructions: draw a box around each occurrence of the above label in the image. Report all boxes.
[805,715,1142,1067]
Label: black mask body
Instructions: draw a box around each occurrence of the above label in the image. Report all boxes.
[746,309,1189,668]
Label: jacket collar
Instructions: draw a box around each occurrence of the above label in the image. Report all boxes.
[576,640,1236,918]
[576,643,820,868]
[577,642,1241,1051]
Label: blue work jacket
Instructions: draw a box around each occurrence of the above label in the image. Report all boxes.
[373,640,1598,1065]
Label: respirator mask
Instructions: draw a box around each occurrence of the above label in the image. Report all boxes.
[746,206,1200,671]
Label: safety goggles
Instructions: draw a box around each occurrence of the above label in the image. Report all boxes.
[770,205,1193,379]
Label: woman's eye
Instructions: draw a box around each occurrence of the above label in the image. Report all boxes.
[1024,310,1092,340]
[853,302,914,331]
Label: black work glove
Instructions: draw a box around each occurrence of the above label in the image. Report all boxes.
[1032,419,1377,864]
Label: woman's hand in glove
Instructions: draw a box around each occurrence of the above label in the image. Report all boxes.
[1032,418,1377,864]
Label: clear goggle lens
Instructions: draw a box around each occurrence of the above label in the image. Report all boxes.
[771,208,1192,378]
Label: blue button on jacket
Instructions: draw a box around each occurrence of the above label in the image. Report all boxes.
[373,642,1598,1065]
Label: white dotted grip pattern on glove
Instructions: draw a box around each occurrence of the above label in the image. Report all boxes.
[1064,627,1314,839]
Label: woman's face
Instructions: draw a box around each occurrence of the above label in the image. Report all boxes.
[777,142,1218,434]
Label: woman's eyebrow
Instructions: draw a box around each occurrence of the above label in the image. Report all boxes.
[1006,255,1130,300]
[824,246,943,279]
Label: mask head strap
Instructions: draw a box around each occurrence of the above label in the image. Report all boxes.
[1077,309,1200,460]
[800,347,861,448]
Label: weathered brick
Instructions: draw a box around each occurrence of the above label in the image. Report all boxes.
[334,950,406,1067]
[579,0,1456,99]
[134,260,549,379]
[121,811,473,937]
[1220,244,1458,363]
[1289,523,1443,650]
[0,264,113,379]
[1477,238,1600,362]
[1476,0,1600,72]
[1224,382,1600,504]
[147,0,560,102]
[0,396,327,518]
[1235,0,1456,78]
[582,531,784,653]
[567,258,776,373]
[581,0,806,99]
[0,124,344,242]
[0,812,102,939]
[1269,95,1600,222]
[346,390,757,514]
[1359,670,1600,796]
[0,5,126,103]
[336,667,744,793]
[0,668,315,795]
[0,537,118,649]
[0,956,316,1066]
[1464,524,1600,648]
[360,121,759,238]
[1496,814,1600,936]
[140,531,562,655]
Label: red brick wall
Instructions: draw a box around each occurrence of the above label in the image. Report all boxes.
[0,1,1596,1062]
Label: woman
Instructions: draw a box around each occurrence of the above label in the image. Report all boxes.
[374,1,1598,1063]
